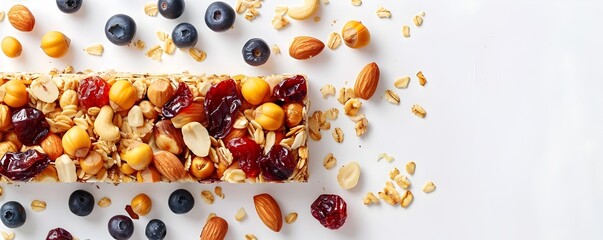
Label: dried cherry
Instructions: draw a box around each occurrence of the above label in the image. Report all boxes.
[310,194,348,230]
[226,137,261,178]
[272,75,307,103]
[204,79,242,138]
[162,82,193,118]
[259,145,297,181]
[12,107,50,146]
[0,149,50,181]
[46,227,73,240]
[77,76,110,109]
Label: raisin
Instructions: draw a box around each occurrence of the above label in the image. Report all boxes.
[77,76,110,110]
[259,145,297,181]
[162,82,193,118]
[272,75,307,103]
[12,107,50,146]
[204,79,242,138]
[46,227,73,240]
[0,149,50,181]
[310,194,348,230]
[226,137,261,178]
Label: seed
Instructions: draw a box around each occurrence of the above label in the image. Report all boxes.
[332,127,344,143]
[323,153,337,169]
[401,191,414,208]
[362,192,379,205]
[272,44,281,55]
[388,168,400,180]
[376,7,391,18]
[30,200,46,212]
[98,197,112,208]
[411,104,427,118]
[145,45,163,61]
[423,181,436,193]
[320,84,336,98]
[215,186,224,199]
[201,190,215,205]
[414,15,424,26]
[245,234,257,240]
[351,0,362,6]
[1,230,14,240]
[405,161,416,175]
[417,71,427,86]
[384,90,400,105]
[394,76,411,89]
[285,212,298,224]
[327,32,342,50]
[235,207,246,221]
[144,1,159,16]
[189,48,207,62]
[377,153,394,162]
[84,44,104,56]
[402,25,410,38]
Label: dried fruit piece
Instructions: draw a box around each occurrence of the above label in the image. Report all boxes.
[405,161,416,174]
[337,161,360,189]
[285,212,298,224]
[253,193,283,232]
[227,137,261,178]
[417,71,427,86]
[162,82,193,118]
[311,194,347,230]
[205,79,242,138]
[12,107,49,146]
[272,75,307,103]
[85,44,104,56]
[0,149,50,181]
[394,76,411,89]
[376,7,391,18]
[423,181,436,193]
[235,207,246,221]
[77,76,110,110]
[411,104,427,118]
[323,153,336,170]
[327,32,342,50]
[259,145,296,181]
[384,90,400,105]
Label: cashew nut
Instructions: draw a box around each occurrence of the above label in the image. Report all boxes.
[94,105,120,141]
[287,0,320,20]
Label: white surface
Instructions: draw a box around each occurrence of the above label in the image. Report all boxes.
[0,0,602,239]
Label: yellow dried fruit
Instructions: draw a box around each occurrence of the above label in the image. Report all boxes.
[40,31,70,58]
[1,37,22,58]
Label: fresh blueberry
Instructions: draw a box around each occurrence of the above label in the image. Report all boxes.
[158,0,185,19]
[56,0,83,14]
[46,227,73,240]
[0,201,26,228]
[105,14,137,46]
[171,23,198,48]
[242,38,271,66]
[168,189,194,214]
[68,189,94,217]
[145,219,167,240]
[108,215,134,240]
[204,1,236,32]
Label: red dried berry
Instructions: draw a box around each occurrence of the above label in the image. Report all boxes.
[272,75,307,103]
[162,82,193,118]
[46,227,73,240]
[311,194,347,230]
[12,107,50,146]
[204,79,242,138]
[226,137,261,178]
[259,145,297,181]
[77,76,110,109]
[0,149,50,181]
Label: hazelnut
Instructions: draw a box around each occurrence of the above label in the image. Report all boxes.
[62,126,91,158]
[253,102,285,131]
[342,20,370,49]
[40,133,63,161]
[147,79,175,107]
[0,104,12,131]
[79,151,103,175]
[109,80,137,111]
[139,100,158,119]
[283,103,303,128]
[154,120,184,155]
[33,165,58,182]
[121,142,153,171]
[190,156,214,180]
[131,193,152,216]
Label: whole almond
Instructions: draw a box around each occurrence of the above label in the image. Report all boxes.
[353,62,380,100]
[200,216,228,240]
[8,5,35,32]
[289,36,325,60]
[152,150,186,182]
[253,193,283,232]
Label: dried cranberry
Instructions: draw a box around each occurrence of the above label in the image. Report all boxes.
[0,149,50,181]
[227,137,261,178]
[12,107,50,146]
[46,227,73,240]
[259,145,297,181]
[310,194,348,230]
[204,79,242,138]
[272,75,307,103]
[77,76,110,109]
[162,82,193,118]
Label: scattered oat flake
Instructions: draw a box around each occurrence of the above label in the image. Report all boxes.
[401,191,414,208]
[423,181,436,193]
[417,71,427,86]
[327,32,342,50]
[98,197,112,208]
[235,207,246,221]
[325,108,339,120]
[285,212,298,224]
[144,2,158,16]
[189,48,207,62]
[275,5,288,16]
[201,190,215,204]
[388,168,400,180]
[394,76,411,89]
[0,186,3,196]
[414,15,424,26]
[405,161,416,175]
[376,7,391,18]
[320,84,336,98]
[31,200,46,212]
[84,44,104,56]
[377,153,394,162]
[272,44,281,55]
[272,15,290,30]
[314,16,321,22]
[134,39,145,49]
[164,37,176,55]
[351,0,362,6]
[214,186,224,199]
[323,0,330,4]
[402,25,411,38]
[418,11,426,17]
[245,234,258,240]
[323,153,337,170]
[156,31,168,41]
[385,90,400,105]
[363,192,379,205]
[0,11,5,22]
[145,45,163,61]
[355,117,368,137]
[207,213,217,221]
[332,127,344,143]
[1,230,14,240]
[411,104,426,118]
[395,174,410,189]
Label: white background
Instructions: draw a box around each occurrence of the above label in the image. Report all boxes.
[0,0,602,239]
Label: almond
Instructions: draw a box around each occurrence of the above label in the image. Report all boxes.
[289,36,325,60]
[253,193,283,232]
[8,5,35,32]
[154,119,184,155]
[353,62,380,100]
[200,216,228,240]
[152,150,186,182]
[171,103,206,128]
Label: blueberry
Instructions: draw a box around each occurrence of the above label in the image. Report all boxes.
[204,1,236,32]
[171,23,198,48]
[56,0,83,14]
[46,227,73,240]
[168,189,194,214]
[145,219,167,240]
[68,189,94,217]
[105,14,137,46]
[242,38,271,66]
[0,201,26,228]
[158,0,185,19]
[108,215,134,240]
